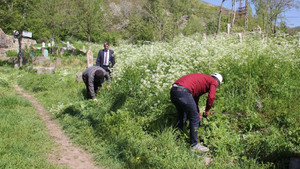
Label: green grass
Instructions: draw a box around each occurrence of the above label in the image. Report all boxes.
[1,33,299,168]
[0,78,64,169]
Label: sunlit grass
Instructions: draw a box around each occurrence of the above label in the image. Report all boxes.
[0,78,64,169]
[1,33,299,168]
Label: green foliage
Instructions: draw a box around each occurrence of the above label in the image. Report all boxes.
[2,0,296,44]
[1,0,235,43]
[100,32,121,46]
[128,15,156,43]
[6,50,18,57]
[183,15,205,36]
[2,34,299,168]
[206,20,218,35]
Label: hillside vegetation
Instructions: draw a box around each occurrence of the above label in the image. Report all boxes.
[1,0,240,44]
[1,33,299,168]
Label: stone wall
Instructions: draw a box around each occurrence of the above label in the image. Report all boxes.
[0,28,37,57]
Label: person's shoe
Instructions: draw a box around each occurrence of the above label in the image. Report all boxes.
[192,143,210,152]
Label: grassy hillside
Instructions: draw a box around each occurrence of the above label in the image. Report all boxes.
[1,33,299,168]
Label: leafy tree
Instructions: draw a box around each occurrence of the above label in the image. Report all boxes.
[251,0,269,32]
[72,0,104,44]
[167,0,191,40]
[128,14,155,43]
[37,0,65,55]
[1,0,37,67]
[269,0,299,34]
[183,15,205,36]
[144,0,169,41]
[252,0,299,34]
[0,0,21,32]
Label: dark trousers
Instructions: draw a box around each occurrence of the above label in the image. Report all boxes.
[101,66,110,74]
[170,86,200,146]
[82,76,101,99]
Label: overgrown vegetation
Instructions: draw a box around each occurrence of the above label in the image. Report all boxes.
[1,33,299,168]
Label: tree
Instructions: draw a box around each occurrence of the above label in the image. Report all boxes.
[72,0,104,44]
[167,0,191,41]
[251,0,269,32]
[1,0,36,67]
[231,0,237,28]
[37,0,65,55]
[216,0,226,37]
[252,0,299,34]
[269,0,299,34]
[144,0,168,41]
[245,0,249,28]
[128,14,155,43]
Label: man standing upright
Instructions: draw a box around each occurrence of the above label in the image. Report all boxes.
[170,73,223,152]
[96,42,115,74]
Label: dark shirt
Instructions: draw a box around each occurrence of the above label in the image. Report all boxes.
[82,66,110,98]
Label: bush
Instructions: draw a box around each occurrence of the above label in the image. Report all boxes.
[6,50,18,57]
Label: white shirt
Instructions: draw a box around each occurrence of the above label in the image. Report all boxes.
[104,50,110,66]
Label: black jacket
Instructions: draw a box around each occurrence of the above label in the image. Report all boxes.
[96,49,115,72]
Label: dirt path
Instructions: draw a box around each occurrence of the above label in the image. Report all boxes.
[13,85,100,169]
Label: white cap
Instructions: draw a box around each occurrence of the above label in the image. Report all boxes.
[211,73,223,84]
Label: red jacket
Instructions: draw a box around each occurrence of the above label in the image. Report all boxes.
[173,73,218,112]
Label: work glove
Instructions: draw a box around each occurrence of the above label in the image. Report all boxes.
[203,110,209,118]
[106,86,111,91]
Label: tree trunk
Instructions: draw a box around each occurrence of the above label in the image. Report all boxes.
[273,15,278,34]
[158,21,162,41]
[172,22,177,42]
[231,0,236,28]
[263,12,265,32]
[266,0,270,34]
[216,0,226,37]
[18,0,28,68]
[88,27,91,44]
[245,0,248,29]
[17,32,23,68]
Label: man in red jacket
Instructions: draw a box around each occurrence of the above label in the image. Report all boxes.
[170,73,223,152]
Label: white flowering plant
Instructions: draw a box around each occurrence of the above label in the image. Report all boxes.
[2,33,299,168]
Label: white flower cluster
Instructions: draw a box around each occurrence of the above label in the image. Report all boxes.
[112,34,299,94]
[50,102,67,117]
